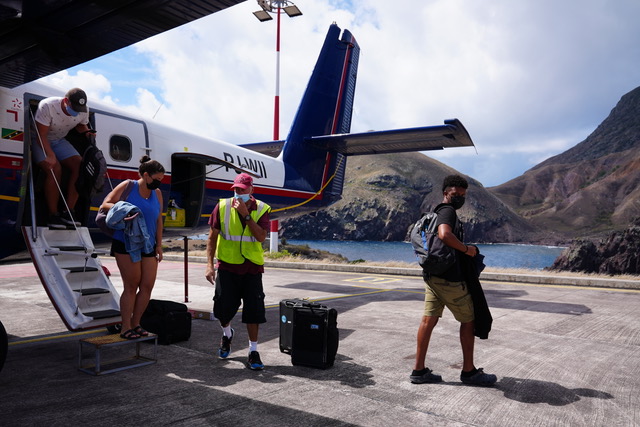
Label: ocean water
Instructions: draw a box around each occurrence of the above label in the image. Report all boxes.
[285,240,567,270]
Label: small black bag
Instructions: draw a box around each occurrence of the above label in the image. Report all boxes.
[76,135,107,195]
[140,299,192,345]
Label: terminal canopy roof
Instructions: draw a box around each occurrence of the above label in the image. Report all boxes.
[0,0,245,88]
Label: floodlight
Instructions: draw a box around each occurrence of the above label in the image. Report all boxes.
[253,10,273,22]
[283,5,302,17]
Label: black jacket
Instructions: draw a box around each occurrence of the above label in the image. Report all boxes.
[460,252,492,339]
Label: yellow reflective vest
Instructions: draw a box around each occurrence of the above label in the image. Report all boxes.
[216,198,271,265]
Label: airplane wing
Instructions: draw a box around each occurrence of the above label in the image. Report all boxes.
[307,119,474,155]
[240,119,474,158]
[0,0,245,88]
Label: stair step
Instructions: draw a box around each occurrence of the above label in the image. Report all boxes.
[64,266,99,273]
[84,309,121,319]
[52,245,86,251]
[73,288,110,296]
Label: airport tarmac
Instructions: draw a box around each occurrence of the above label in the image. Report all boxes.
[1,257,639,426]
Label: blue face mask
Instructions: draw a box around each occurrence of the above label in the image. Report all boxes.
[65,103,79,117]
[234,193,250,202]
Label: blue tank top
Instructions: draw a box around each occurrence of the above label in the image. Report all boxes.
[113,181,161,245]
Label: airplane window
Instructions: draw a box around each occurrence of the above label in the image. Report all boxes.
[109,135,132,162]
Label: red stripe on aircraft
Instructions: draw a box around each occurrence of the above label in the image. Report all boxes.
[105,168,321,201]
[105,168,170,184]
[0,154,22,170]
[320,36,353,191]
[331,40,353,134]
[205,179,322,200]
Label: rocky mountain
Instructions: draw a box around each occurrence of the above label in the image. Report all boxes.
[489,86,640,241]
[280,153,542,244]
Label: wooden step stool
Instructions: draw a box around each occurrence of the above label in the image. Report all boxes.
[78,333,157,375]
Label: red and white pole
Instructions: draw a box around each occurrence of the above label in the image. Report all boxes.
[270,5,282,252]
[273,5,281,141]
[270,219,279,253]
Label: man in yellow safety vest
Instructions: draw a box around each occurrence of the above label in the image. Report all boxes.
[205,173,271,370]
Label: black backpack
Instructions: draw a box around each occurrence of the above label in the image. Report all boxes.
[76,135,107,195]
[410,207,457,275]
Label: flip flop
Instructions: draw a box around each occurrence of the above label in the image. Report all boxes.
[120,328,141,340]
[133,325,149,337]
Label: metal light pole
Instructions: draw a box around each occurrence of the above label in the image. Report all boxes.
[253,0,302,252]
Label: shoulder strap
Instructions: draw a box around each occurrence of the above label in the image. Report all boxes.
[119,179,135,201]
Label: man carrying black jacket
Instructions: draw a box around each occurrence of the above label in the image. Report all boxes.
[410,174,497,386]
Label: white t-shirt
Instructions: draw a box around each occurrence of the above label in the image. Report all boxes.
[34,97,90,140]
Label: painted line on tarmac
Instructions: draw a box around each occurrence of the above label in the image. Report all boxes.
[344,276,401,284]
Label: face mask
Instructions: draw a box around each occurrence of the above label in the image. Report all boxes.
[234,192,250,202]
[450,195,466,210]
[64,103,79,117]
[146,179,162,190]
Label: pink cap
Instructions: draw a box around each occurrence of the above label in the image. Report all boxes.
[231,173,253,189]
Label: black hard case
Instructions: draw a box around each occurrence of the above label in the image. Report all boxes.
[279,298,339,369]
[141,299,192,345]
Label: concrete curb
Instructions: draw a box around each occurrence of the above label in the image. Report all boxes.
[162,254,640,290]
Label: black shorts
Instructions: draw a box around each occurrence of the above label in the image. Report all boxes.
[110,239,156,257]
[213,269,266,325]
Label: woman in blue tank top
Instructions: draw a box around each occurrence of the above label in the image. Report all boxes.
[100,156,165,339]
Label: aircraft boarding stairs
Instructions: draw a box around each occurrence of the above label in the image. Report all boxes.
[22,226,121,331]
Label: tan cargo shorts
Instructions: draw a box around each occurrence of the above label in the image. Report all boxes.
[423,275,474,323]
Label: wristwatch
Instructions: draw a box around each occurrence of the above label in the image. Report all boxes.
[244,215,251,221]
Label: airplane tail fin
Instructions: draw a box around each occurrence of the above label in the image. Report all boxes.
[280,24,359,205]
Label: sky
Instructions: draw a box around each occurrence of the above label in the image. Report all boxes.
[39,0,640,187]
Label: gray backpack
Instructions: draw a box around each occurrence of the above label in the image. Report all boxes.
[410,207,457,275]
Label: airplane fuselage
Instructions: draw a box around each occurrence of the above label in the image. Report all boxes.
[0,81,342,259]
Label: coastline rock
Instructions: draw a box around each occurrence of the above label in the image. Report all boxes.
[549,218,640,275]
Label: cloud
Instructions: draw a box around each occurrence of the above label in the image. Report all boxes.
[36,0,640,187]
[40,70,111,101]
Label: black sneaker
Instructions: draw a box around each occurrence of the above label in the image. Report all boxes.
[217,328,234,359]
[60,210,80,226]
[410,367,443,384]
[247,351,264,370]
[460,368,497,386]
[47,213,67,229]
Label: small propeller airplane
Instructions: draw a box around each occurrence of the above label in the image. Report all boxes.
[0,1,474,372]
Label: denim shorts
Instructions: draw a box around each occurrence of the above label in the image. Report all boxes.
[110,239,157,258]
[423,275,474,323]
[32,138,80,163]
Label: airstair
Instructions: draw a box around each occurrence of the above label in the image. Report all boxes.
[21,226,121,331]
[21,120,121,331]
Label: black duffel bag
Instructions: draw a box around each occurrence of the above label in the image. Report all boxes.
[141,299,192,345]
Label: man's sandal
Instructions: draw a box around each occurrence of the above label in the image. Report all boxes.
[133,325,149,337]
[120,329,141,340]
